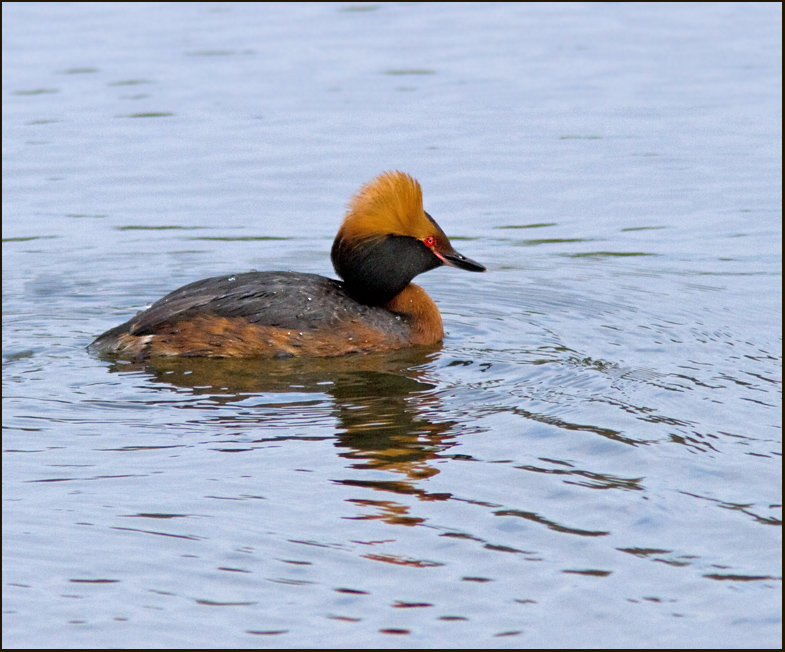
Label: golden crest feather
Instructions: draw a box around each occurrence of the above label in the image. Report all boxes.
[337,170,436,243]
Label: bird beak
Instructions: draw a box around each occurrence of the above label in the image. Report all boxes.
[438,246,486,272]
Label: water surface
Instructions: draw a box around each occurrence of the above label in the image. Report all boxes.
[3,2,781,648]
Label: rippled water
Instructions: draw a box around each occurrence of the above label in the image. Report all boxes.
[3,2,781,648]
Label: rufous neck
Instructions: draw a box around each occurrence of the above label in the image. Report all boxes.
[384,283,444,346]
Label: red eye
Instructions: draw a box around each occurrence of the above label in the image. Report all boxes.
[423,236,435,248]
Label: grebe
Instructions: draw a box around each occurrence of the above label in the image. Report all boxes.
[89,171,485,359]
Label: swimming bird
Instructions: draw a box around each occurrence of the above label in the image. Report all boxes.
[89,171,485,359]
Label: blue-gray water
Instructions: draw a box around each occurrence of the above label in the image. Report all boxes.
[2,2,781,648]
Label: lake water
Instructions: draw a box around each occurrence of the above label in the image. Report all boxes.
[2,2,781,648]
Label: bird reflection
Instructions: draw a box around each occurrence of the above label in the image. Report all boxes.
[99,349,462,525]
